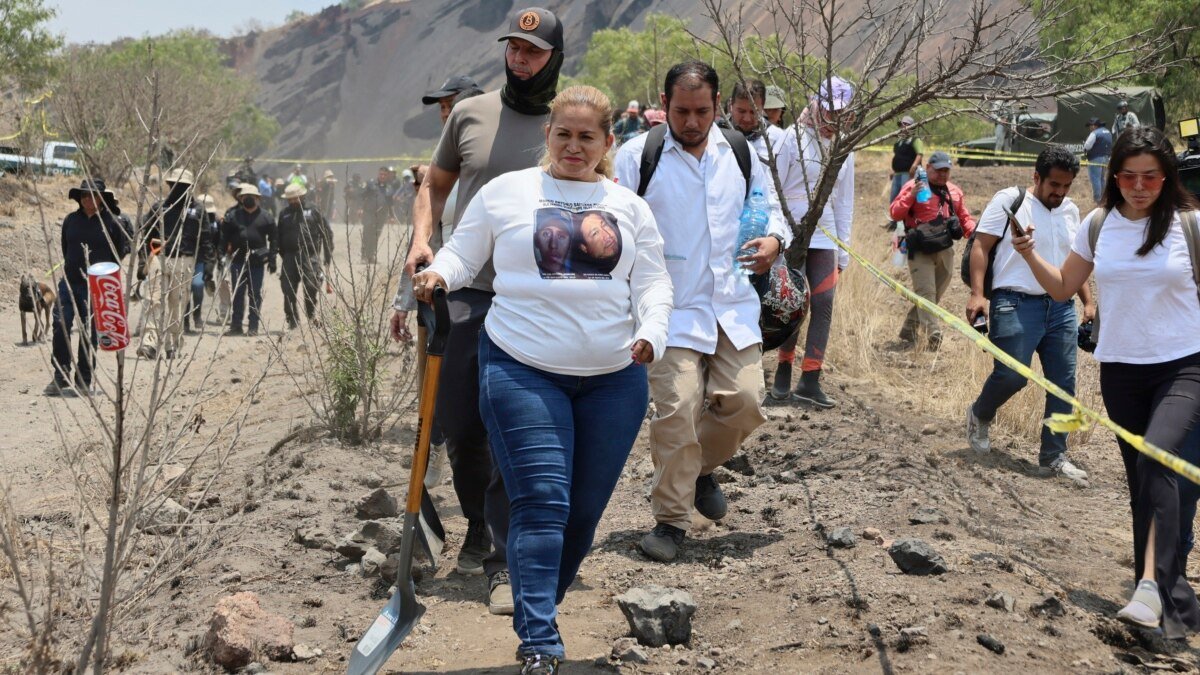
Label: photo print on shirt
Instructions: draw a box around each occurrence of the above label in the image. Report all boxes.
[534,206,623,280]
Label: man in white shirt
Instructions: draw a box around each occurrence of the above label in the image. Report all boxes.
[615,61,789,562]
[965,146,1095,484]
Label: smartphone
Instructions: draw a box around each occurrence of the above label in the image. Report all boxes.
[972,313,988,335]
[1001,204,1026,237]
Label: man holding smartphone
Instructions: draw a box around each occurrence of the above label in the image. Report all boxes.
[965,145,1095,484]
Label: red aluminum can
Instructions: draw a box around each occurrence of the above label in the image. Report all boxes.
[87,262,130,351]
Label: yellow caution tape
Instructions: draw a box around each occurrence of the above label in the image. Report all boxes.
[1044,409,1089,434]
[860,143,1107,167]
[818,224,1200,486]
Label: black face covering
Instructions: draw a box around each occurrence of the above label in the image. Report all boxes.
[240,197,258,210]
[500,49,564,116]
[167,183,191,209]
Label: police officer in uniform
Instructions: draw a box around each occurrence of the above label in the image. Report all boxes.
[220,183,277,336]
[359,166,395,263]
[274,182,333,329]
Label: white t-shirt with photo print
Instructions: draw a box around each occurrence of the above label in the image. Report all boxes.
[428,167,674,376]
[1072,208,1200,364]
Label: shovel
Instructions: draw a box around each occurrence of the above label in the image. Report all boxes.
[348,285,450,675]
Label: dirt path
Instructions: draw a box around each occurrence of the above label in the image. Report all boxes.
[2,168,1198,673]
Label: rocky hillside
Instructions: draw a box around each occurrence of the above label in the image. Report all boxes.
[224,0,1020,168]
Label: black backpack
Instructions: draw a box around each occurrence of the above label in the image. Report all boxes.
[635,123,752,199]
[959,187,1025,298]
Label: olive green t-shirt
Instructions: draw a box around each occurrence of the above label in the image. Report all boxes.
[432,90,548,292]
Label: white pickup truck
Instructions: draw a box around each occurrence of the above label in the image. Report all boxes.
[0,141,80,176]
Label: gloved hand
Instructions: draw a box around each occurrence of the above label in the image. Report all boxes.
[267,257,277,275]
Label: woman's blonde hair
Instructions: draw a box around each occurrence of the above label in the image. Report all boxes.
[539,85,616,179]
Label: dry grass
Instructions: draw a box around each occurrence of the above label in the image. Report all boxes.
[819,164,1103,452]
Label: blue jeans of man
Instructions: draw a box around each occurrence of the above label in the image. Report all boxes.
[890,172,909,203]
[189,259,205,325]
[478,332,648,659]
[51,278,97,386]
[971,289,1077,466]
[1087,156,1108,204]
[230,260,265,332]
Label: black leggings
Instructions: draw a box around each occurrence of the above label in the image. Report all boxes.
[1100,351,1200,638]
[779,248,838,372]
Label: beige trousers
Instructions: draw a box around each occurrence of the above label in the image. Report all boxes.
[141,254,194,354]
[903,247,955,336]
[648,328,767,530]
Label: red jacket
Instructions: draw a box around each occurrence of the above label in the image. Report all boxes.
[889,179,976,237]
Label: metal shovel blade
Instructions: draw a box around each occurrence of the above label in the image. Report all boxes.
[417,490,445,566]
[346,514,425,675]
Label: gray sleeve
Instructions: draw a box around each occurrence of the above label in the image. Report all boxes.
[431,109,463,173]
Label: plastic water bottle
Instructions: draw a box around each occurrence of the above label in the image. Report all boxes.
[734,188,770,275]
[915,168,932,204]
[891,230,908,268]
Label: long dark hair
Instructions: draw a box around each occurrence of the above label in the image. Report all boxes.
[1105,126,1200,256]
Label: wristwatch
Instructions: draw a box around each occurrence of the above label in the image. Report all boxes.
[768,233,786,256]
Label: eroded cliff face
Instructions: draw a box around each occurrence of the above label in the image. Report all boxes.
[224,0,1017,165]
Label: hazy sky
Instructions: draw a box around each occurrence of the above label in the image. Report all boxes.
[48,0,335,44]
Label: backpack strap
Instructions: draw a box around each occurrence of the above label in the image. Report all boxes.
[636,124,752,199]
[999,186,1025,242]
[636,124,669,198]
[718,127,753,199]
[1180,210,1200,305]
[1086,207,1110,258]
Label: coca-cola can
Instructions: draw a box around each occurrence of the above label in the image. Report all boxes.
[87,261,130,351]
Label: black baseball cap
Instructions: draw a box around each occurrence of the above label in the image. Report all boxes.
[497,7,563,52]
[422,75,479,105]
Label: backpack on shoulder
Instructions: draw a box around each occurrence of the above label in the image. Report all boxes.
[958,187,1025,296]
[1082,208,1200,352]
[635,124,808,350]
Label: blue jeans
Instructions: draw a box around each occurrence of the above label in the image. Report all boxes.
[189,260,205,324]
[478,331,648,658]
[1087,157,1108,203]
[230,260,264,332]
[51,278,97,386]
[890,172,908,203]
[972,289,1077,466]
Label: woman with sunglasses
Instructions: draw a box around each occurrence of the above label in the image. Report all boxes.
[1012,125,1200,637]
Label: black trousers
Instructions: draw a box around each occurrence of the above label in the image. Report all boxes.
[280,253,321,325]
[437,287,508,575]
[1100,351,1200,638]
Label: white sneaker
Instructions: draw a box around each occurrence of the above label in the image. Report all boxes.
[966,405,990,453]
[1047,456,1089,485]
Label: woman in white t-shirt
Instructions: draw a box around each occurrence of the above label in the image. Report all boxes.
[413,86,672,673]
[1012,126,1200,638]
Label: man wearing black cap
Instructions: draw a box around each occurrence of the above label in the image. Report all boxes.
[422,74,481,125]
[46,179,131,396]
[1083,117,1112,204]
[403,6,564,620]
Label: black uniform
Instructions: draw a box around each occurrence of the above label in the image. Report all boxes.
[359,178,396,263]
[314,180,336,219]
[220,205,276,333]
[273,200,333,327]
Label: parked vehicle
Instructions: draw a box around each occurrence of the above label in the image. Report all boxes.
[954,87,1165,165]
[0,141,80,176]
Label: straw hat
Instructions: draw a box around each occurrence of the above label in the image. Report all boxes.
[164,168,195,185]
[238,183,261,198]
[283,183,308,199]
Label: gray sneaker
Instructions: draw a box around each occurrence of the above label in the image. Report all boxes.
[488,570,514,615]
[966,405,990,453]
[1044,455,1089,485]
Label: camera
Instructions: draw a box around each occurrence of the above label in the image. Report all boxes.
[1179,117,1200,202]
